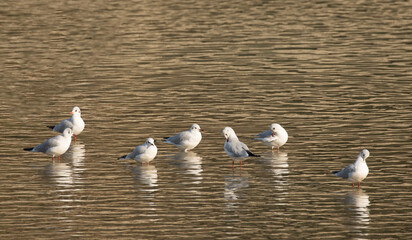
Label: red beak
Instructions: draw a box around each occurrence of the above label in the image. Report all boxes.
[226,138,229,142]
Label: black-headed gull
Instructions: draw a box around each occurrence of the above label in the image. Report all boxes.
[48,106,85,141]
[119,138,158,165]
[333,149,370,188]
[163,124,203,152]
[24,128,73,160]
[222,127,259,167]
[254,123,288,151]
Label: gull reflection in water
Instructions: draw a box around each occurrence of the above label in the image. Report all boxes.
[168,152,203,184]
[260,151,289,202]
[131,165,158,188]
[130,165,158,210]
[45,162,74,190]
[64,142,86,183]
[224,171,249,210]
[65,142,86,168]
[45,142,86,190]
[344,189,370,239]
[44,142,86,226]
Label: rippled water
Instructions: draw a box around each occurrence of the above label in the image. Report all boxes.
[1,0,411,239]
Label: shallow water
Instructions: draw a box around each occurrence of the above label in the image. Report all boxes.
[1,0,412,239]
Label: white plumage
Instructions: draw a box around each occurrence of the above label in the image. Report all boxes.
[222,127,259,167]
[119,138,157,165]
[333,149,370,188]
[254,123,288,151]
[49,106,85,141]
[24,128,73,160]
[163,124,203,152]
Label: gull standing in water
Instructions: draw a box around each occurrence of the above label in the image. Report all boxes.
[24,128,73,160]
[118,138,158,165]
[333,149,370,188]
[48,106,85,141]
[163,124,203,152]
[222,127,259,168]
[254,123,288,151]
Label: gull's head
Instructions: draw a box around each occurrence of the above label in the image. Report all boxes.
[222,127,235,142]
[63,128,73,137]
[146,138,155,146]
[191,123,203,132]
[71,106,81,115]
[360,149,370,161]
[270,123,281,136]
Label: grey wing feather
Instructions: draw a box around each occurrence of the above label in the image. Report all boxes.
[33,136,61,153]
[166,131,189,145]
[53,119,73,132]
[334,164,355,179]
[239,141,250,151]
[255,130,272,138]
[127,145,146,159]
[225,141,247,158]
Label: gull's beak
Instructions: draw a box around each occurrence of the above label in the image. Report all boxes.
[200,128,204,132]
[272,132,275,137]
[70,112,74,114]
[226,137,229,142]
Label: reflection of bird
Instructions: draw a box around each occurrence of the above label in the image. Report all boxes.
[132,165,158,187]
[261,151,289,179]
[224,174,249,202]
[260,152,289,202]
[333,149,370,188]
[170,152,203,177]
[24,128,73,160]
[344,190,370,208]
[62,142,86,184]
[343,189,370,236]
[45,162,73,187]
[222,127,259,167]
[48,106,85,141]
[163,124,203,152]
[119,138,157,165]
[254,123,288,151]
[66,143,86,167]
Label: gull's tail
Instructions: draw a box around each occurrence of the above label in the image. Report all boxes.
[246,150,260,157]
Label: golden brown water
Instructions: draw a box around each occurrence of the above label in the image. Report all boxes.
[1,0,411,239]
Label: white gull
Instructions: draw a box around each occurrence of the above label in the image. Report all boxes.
[24,128,73,161]
[333,149,370,188]
[254,123,288,151]
[163,124,203,152]
[48,106,85,141]
[119,138,158,165]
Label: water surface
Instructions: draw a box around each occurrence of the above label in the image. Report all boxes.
[1,0,411,239]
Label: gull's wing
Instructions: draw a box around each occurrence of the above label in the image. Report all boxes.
[225,140,248,158]
[53,118,73,132]
[33,135,62,153]
[255,129,272,139]
[165,130,190,145]
[333,164,355,179]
